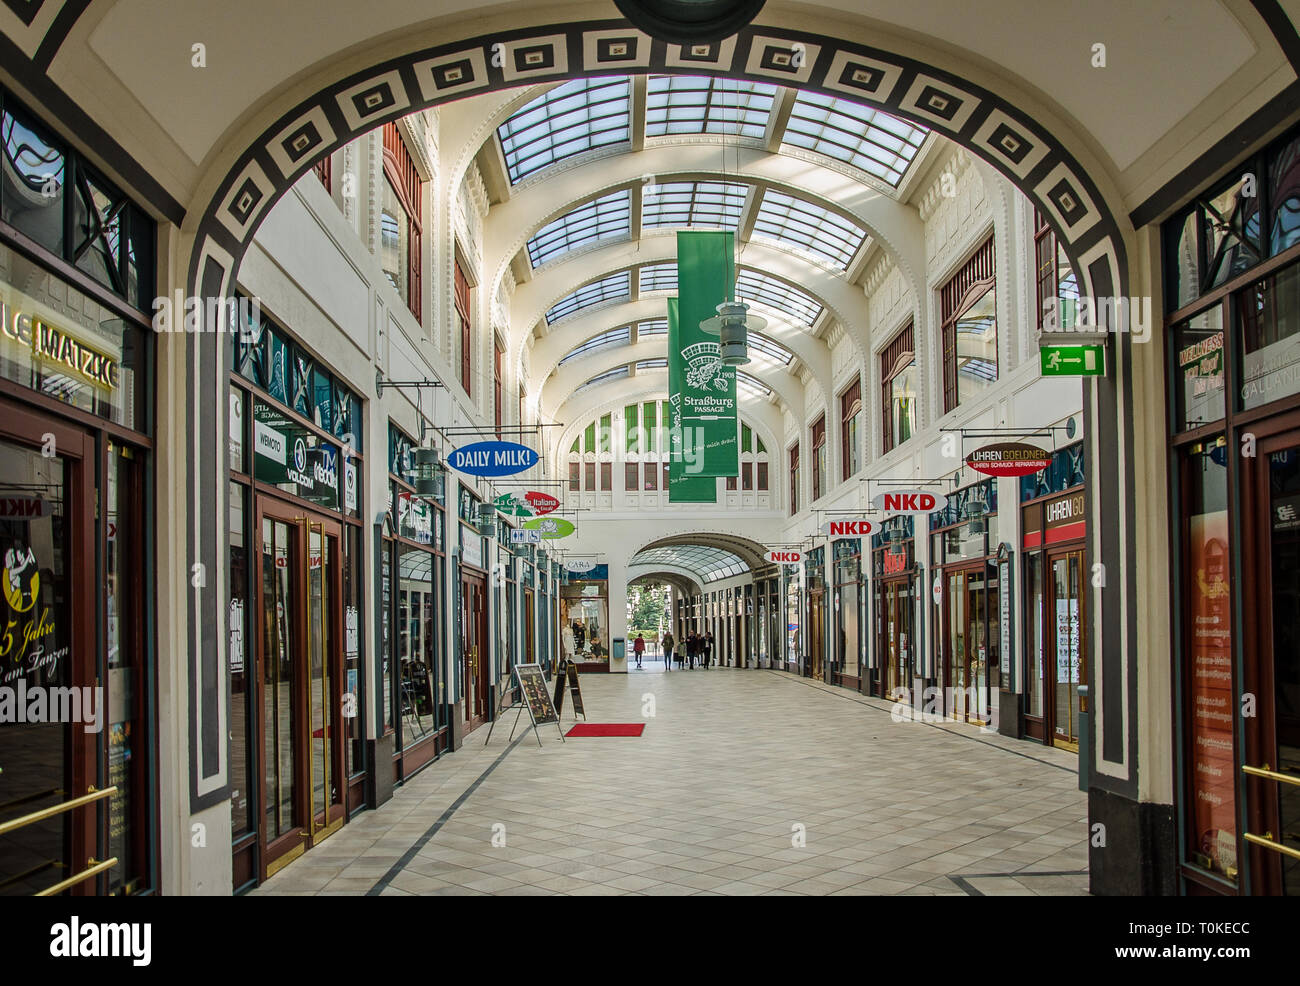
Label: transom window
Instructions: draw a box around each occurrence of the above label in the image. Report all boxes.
[753,189,868,269]
[736,269,823,325]
[528,190,631,267]
[642,180,746,230]
[546,271,630,324]
[498,78,631,183]
[645,76,777,138]
[782,91,928,187]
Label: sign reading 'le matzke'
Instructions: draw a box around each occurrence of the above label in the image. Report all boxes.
[965,442,1052,478]
[822,519,875,537]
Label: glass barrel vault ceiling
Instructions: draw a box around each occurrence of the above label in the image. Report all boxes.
[498,75,929,189]
[631,544,749,582]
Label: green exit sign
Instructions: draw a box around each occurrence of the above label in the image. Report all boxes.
[1040,344,1105,377]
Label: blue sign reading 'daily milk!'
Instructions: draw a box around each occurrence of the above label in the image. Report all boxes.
[447,441,539,477]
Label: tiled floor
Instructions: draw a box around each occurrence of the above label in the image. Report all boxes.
[254,668,1089,896]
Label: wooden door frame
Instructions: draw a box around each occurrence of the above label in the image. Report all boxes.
[253,497,346,881]
[1042,543,1087,749]
[940,560,989,722]
[460,568,489,732]
[0,397,97,893]
[1242,425,1300,895]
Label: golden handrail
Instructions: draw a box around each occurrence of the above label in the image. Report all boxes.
[1243,831,1300,862]
[1242,764,1300,788]
[0,786,117,838]
[35,856,118,897]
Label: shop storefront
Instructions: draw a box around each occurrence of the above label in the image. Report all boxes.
[754,575,779,668]
[228,299,366,886]
[561,564,610,671]
[456,488,490,733]
[0,88,157,895]
[804,546,826,679]
[873,517,919,701]
[1163,121,1300,895]
[784,566,801,671]
[831,538,862,691]
[384,426,447,780]
[930,480,1002,724]
[1019,443,1087,749]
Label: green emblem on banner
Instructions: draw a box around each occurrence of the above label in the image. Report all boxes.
[667,297,718,502]
[523,516,575,539]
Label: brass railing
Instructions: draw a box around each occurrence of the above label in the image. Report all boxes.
[0,786,119,895]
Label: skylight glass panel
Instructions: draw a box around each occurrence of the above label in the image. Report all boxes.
[637,319,668,337]
[497,78,631,183]
[636,358,668,371]
[639,263,677,293]
[737,371,773,398]
[528,190,631,267]
[577,365,630,392]
[642,181,746,230]
[546,271,630,323]
[783,92,927,187]
[748,332,793,365]
[753,190,868,269]
[559,327,631,365]
[645,76,777,138]
[631,544,748,582]
[736,269,823,325]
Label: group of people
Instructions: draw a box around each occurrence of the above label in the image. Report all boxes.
[657,630,714,670]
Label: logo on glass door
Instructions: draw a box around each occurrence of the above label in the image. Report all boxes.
[3,546,39,612]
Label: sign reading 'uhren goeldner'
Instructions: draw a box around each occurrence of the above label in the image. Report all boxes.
[822,519,875,538]
[764,550,803,565]
[870,490,948,515]
[965,442,1052,478]
[448,441,539,477]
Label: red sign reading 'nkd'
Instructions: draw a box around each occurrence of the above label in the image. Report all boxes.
[870,490,947,515]
[764,550,803,565]
[822,520,875,537]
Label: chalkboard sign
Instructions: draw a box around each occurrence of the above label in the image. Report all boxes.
[566,663,586,720]
[553,657,568,717]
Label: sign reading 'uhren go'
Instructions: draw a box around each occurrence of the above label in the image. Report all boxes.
[870,490,948,515]
[448,441,539,477]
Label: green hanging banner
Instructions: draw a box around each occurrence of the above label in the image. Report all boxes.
[673,230,738,479]
[667,297,717,503]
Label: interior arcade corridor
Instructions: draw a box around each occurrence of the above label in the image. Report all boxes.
[1,0,1299,921]
[252,669,1087,897]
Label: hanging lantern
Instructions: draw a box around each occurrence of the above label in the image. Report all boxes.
[475,501,496,535]
[413,444,445,501]
[966,498,988,535]
[888,525,905,555]
[700,300,766,367]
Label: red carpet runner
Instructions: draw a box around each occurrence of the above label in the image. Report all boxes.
[565,723,646,737]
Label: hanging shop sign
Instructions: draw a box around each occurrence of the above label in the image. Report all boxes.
[565,559,597,573]
[524,491,561,515]
[871,490,947,515]
[447,441,539,477]
[510,528,542,544]
[523,516,575,539]
[822,519,875,537]
[764,549,803,565]
[932,573,943,604]
[493,490,562,516]
[965,442,1052,478]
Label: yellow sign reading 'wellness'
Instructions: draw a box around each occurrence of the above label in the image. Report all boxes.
[1,302,120,391]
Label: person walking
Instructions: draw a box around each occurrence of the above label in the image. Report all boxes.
[662,630,674,671]
[633,633,645,669]
[703,630,714,669]
[685,632,695,670]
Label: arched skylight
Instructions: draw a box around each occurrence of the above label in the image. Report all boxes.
[636,358,668,371]
[638,319,668,337]
[748,333,794,365]
[782,91,928,187]
[546,271,630,323]
[736,371,773,398]
[639,262,677,293]
[753,189,868,269]
[577,365,630,392]
[736,269,823,325]
[528,190,630,267]
[643,180,746,230]
[498,78,631,183]
[645,76,777,138]
[631,544,749,582]
[558,326,631,365]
